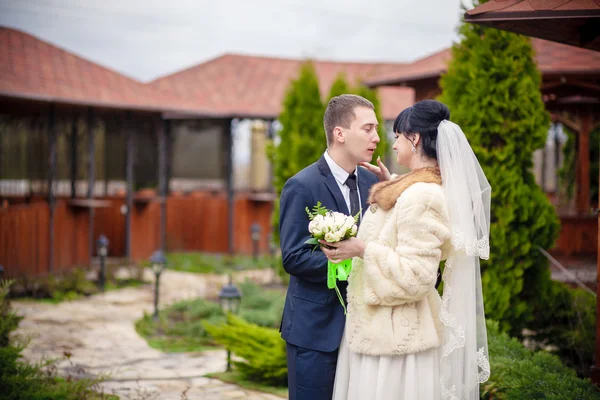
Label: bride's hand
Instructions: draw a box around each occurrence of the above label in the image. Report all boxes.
[359,156,391,182]
[319,238,365,263]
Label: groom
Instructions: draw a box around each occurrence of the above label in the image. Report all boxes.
[279,94,387,400]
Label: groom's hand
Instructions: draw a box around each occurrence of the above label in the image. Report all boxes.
[359,156,391,181]
[319,238,366,263]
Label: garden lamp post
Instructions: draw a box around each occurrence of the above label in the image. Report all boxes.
[250,223,261,260]
[96,235,109,292]
[218,278,242,371]
[150,250,167,321]
[0,265,4,280]
[267,233,276,258]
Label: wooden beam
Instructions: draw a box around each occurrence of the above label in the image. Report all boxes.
[552,112,580,133]
[70,117,78,199]
[541,80,565,91]
[223,118,235,256]
[166,120,172,196]
[542,79,600,93]
[576,108,591,214]
[48,104,56,273]
[125,112,134,260]
[157,118,168,252]
[594,165,600,384]
[104,120,109,196]
[87,107,95,265]
[569,79,600,93]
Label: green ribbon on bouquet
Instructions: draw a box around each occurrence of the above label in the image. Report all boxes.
[327,259,352,314]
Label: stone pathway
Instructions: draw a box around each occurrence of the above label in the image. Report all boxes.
[12,268,286,400]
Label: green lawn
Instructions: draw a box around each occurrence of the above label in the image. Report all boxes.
[156,252,279,275]
[135,281,285,353]
[11,267,149,304]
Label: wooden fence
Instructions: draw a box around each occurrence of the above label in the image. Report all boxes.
[0,192,274,278]
[553,215,598,256]
[0,193,596,278]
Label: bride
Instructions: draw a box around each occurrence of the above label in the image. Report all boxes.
[320,100,491,400]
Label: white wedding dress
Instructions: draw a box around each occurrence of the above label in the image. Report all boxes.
[332,331,440,400]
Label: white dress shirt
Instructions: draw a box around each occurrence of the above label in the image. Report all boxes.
[323,151,362,217]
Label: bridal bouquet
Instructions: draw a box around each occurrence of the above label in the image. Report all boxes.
[305,202,358,313]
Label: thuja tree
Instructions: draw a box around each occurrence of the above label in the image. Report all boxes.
[267,61,325,242]
[438,12,560,334]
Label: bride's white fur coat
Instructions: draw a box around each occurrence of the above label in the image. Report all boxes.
[346,168,452,356]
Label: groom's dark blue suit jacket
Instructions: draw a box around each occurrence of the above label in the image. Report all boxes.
[279,155,378,353]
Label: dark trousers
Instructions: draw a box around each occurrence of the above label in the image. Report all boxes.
[286,342,339,400]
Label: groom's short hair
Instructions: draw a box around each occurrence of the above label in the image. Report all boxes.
[324,94,374,146]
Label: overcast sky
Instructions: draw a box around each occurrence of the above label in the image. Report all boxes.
[0,0,473,82]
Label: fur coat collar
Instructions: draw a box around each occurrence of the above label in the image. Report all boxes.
[368,167,442,211]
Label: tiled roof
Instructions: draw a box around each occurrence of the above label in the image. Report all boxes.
[463,0,600,52]
[466,0,600,15]
[365,48,452,87]
[366,38,600,87]
[0,27,414,119]
[149,54,413,119]
[0,27,179,112]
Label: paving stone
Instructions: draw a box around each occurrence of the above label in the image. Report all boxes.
[12,268,286,399]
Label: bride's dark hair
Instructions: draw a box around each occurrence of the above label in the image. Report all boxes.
[393,99,450,160]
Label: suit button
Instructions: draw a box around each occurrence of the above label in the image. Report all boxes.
[370,204,378,213]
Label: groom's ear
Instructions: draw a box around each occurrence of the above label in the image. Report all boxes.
[333,126,345,144]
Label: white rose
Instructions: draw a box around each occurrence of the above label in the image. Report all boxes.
[308,219,318,234]
[310,215,325,234]
[331,212,344,226]
[313,214,324,225]
[324,232,337,243]
[343,216,355,231]
[326,216,337,231]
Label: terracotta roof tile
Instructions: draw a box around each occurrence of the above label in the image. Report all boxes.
[366,38,600,86]
[0,27,178,112]
[467,0,522,15]
[1,27,414,119]
[466,0,599,14]
[149,54,412,119]
[556,0,599,10]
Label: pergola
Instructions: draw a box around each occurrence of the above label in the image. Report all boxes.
[1,27,416,279]
[464,0,600,383]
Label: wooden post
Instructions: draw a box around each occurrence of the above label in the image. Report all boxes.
[70,117,78,199]
[576,108,591,214]
[87,108,95,264]
[48,104,57,273]
[225,119,235,256]
[166,120,172,196]
[104,122,109,196]
[125,112,135,260]
[157,118,168,252]
[593,168,600,385]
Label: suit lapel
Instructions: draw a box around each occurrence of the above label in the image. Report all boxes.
[317,155,350,215]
